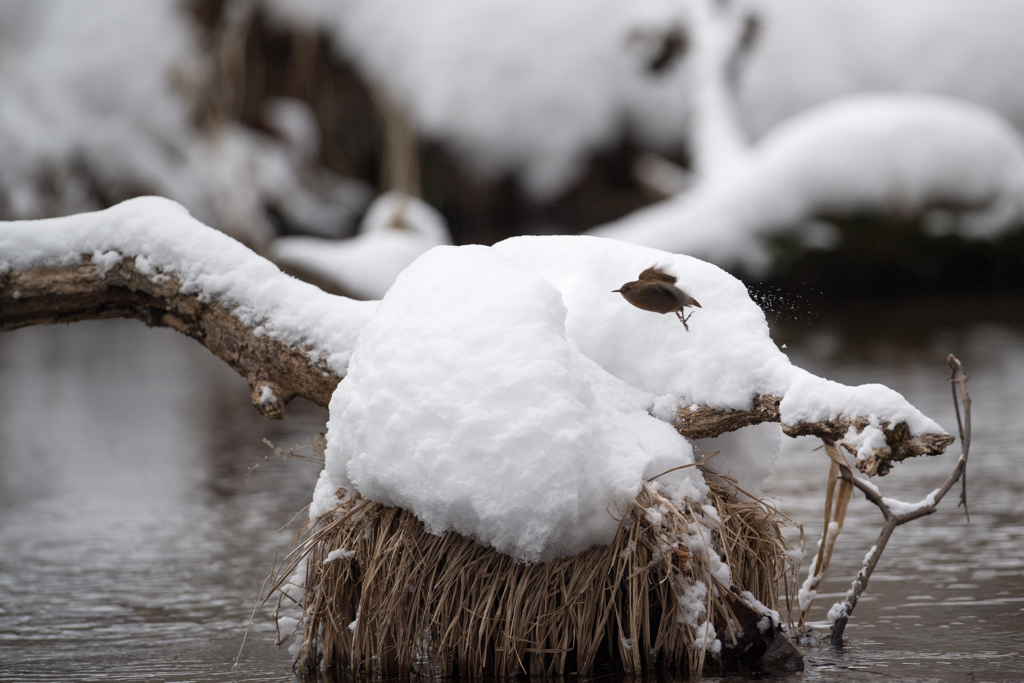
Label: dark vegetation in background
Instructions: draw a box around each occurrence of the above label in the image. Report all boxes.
[189,0,659,246]
[190,0,1024,301]
[751,216,1024,314]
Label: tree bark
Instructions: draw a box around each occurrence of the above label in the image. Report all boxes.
[673,395,954,475]
[0,254,340,419]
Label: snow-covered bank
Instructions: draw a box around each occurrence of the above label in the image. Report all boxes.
[592,94,1024,271]
[269,0,1024,200]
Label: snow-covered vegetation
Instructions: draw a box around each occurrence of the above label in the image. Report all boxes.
[4,1,1024,276]
[0,0,368,246]
[269,0,1024,199]
[314,234,941,561]
[594,93,1024,271]
[590,0,1024,270]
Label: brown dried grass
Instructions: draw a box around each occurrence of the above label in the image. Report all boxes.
[270,469,790,680]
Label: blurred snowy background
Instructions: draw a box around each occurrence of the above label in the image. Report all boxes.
[3,0,1024,299]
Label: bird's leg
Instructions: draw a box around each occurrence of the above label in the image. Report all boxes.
[676,309,690,331]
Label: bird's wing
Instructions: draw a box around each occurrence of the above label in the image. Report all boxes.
[639,265,677,284]
[650,281,690,306]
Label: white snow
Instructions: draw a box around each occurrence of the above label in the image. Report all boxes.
[259,385,279,407]
[739,590,781,630]
[843,421,888,462]
[267,0,691,199]
[826,601,848,624]
[277,615,300,636]
[692,423,781,497]
[693,620,722,655]
[675,577,709,627]
[324,548,356,563]
[91,249,123,277]
[0,1,368,243]
[270,192,451,299]
[5,0,1024,244]
[309,469,342,521]
[323,242,705,562]
[265,0,1024,203]
[883,488,941,517]
[318,234,945,562]
[0,197,377,375]
[797,554,819,614]
[593,94,1024,271]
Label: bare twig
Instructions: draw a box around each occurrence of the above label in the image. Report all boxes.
[825,354,972,644]
[246,435,327,481]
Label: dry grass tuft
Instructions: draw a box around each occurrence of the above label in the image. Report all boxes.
[270,468,791,680]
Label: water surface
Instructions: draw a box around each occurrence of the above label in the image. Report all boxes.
[0,297,1021,682]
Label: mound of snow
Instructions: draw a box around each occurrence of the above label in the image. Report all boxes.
[270,192,451,299]
[320,235,943,561]
[592,94,1024,271]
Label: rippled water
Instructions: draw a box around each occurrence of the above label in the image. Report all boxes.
[0,297,1022,682]
[762,295,1024,682]
[0,320,322,681]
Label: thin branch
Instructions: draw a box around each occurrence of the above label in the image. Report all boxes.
[827,354,972,644]
[949,354,972,521]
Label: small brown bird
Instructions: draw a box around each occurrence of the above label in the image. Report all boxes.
[613,266,702,330]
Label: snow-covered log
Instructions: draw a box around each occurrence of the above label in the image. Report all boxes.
[0,197,376,418]
[0,198,960,673]
[673,393,953,477]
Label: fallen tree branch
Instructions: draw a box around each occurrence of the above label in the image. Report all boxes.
[1,251,961,449]
[0,197,378,419]
[672,395,954,474]
[0,198,959,455]
[0,254,340,418]
[825,354,972,644]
